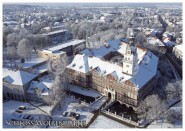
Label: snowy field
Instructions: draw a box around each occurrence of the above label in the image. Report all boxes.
[89,115,129,128]
[3,100,49,128]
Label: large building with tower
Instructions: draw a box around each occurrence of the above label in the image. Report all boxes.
[66,37,159,109]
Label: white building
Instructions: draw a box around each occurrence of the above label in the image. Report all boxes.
[172,44,183,61]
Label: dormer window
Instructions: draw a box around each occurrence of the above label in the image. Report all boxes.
[72,63,76,67]
[79,65,83,69]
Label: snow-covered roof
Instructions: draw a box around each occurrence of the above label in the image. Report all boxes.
[69,84,101,98]
[81,39,147,61]
[174,44,183,53]
[3,69,36,86]
[29,64,48,75]
[27,78,52,96]
[67,42,158,89]
[42,29,67,36]
[44,39,85,53]
[130,51,158,88]
[18,58,47,69]
[163,38,175,47]
[156,39,165,46]
[80,39,121,58]
[3,21,19,25]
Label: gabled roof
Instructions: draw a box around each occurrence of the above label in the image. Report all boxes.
[3,69,36,86]
[67,44,158,89]
[27,78,52,96]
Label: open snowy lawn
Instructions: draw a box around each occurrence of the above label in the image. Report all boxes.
[3,100,48,128]
[89,115,129,128]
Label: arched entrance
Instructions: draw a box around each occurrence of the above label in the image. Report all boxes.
[128,106,134,112]
[108,92,111,98]
[104,88,116,100]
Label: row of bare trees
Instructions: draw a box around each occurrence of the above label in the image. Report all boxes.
[137,80,182,123]
[3,25,50,69]
[65,20,130,40]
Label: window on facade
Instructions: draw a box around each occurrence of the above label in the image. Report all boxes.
[134,95,137,100]
[128,92,130,97]
[131,94,133,99]
[126,65,129,68]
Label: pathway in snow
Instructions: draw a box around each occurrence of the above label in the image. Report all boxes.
[90,96,108,110]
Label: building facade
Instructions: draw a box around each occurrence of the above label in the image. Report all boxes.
[66,39,158,109]
[42,29,73,44]
[172,44,183,61]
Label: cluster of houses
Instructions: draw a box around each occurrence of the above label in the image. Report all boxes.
[3,4,182,109]
[3,23,86,104]
[3,29,160,110]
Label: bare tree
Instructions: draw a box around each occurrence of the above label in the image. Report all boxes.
[17,38,32,61]
[47,54,71,79]
[6,33,20,48]
[137,94,167,122]
[34,34,50,50]
[135,32,146,47]
[7,46,17,69]
[46,75,66,105]
[3,25,13,46]
[165,80,182,103]
[164,109,182,124]
[31,23,42,34]
[18,28,31,40]
[46,56,71,105]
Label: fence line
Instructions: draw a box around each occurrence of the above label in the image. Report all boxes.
[102,110,139,127]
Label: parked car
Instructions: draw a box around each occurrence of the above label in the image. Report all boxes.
[62,111,70,117]
[11,112,33,121]
[22,114,33,120]
[62,111,80,120]
[15,109,23,113]
[18,106,26,110]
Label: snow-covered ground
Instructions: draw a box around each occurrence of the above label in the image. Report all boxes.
[89,115,129,128]
[90,96,108,110]
[69,84,101,98]
[147,101,182,128]
[3,100,49,128]
[52,96,94,127]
